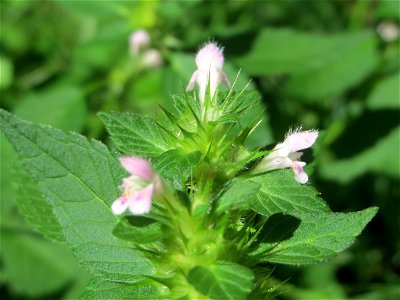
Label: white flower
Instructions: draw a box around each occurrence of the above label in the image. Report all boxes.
[142,49,163,68]
[129,29,151,55]
[186,42,231,101]
[253,129,319,184]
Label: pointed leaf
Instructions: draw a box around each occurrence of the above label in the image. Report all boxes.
[252,207,378,265]
[0,110,154,282]
[153,149,201,190]
[250,170,331,217]
[187,261,254,300]
[99,111,176,158]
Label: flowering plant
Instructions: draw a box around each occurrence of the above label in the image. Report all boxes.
[0,42,377,299]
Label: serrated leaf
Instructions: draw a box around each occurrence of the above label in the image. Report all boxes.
[113,216,163,244]
[252,207,378,265]
[99,111,176,158]
[80,276,166,299]
[1,233,75,297]
[187,261,254,300]
[153,149,201,190]
[216,178,261,213]
[367,72,400,110]
[14,163,66,243]
[0,110,154,282]
[250,170,331,217]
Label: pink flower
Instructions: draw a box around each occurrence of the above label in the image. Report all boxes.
[129,29,150,55]
[186,42,231,101]
[111,156,161,215]
[253,129,319,184]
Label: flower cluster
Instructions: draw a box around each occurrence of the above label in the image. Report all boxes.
[112,42,318,217]
[111,156,161,215]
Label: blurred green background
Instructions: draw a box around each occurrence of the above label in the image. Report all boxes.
[0,0,399,299]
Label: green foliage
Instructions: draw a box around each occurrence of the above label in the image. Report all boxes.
[80,277,166,299]
[0,110,154,282]
[367,72,400,110]
[187,262,254,300]
[153,149,202,190]
[235,29,379,100]
[14,85,87,132]
[113,216,163,244]
[216,178,260,213]
[14,164,65,243]
[253,207,378,265]
[250,170,330,217]
[1,1,395,298]
[1,232,83,297]
[99,112,176,158]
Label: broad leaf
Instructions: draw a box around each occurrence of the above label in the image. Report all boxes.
[1,233,77,297]
[321,126,400,182]
[14,85,87,132]
[252,207,378,265]
[80,277,167,299]
[14,164,65,243]
[283,32,378,100]
[216,178,261,213]
[153,149,201,190]
[113,216,163,244]
[250,170,331,217]
[0,110,154,282]
[187,261,254,300]
[367,72,400,110]
[99,111,176,158]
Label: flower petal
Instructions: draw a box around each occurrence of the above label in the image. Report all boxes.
[128,184,154,215]
[119,156,154,180]
[186,70,199,91]
[111,196,129,215]
[284,130,318,153]
[291,161,308,184]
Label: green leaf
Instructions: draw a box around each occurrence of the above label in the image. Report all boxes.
[99,111,176,158]
[235,28,375,76]
[14,85,87,132]
[252,207,378,265]
[80,277,167,299]
[153,149,201,190]
[1,133,17,216]
[283,32,378,100]
[321,126,400,182]
[14,163,66,243]
[1,232,76,297]
[367,72,400,110]
[250,170,331,217]
[0,110,154,282]
[113,216,163,244]
[187,261,254,300]
[0,55,13,89]
[216,178,261,213]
